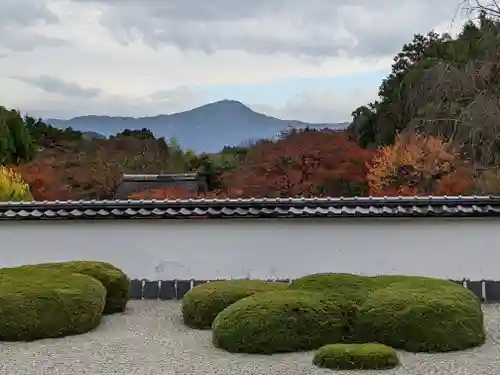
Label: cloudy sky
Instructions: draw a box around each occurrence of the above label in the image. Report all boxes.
[0,0,468,122]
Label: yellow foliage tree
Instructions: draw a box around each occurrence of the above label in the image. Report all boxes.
[367,132,472,196]
[0,166,33,201]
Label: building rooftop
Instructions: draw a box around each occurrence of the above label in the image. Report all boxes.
[114,173,207,199]
[0,195,499,220]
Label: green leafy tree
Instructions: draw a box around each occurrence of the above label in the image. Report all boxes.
[8,109,34,162]
[348,11,500,173]
[115,128,155,139]
[24,115,83,143]
[0,107,34,164]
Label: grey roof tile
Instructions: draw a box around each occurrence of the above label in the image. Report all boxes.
[0,196,498,220]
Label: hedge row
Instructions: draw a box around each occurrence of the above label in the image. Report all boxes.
[0,260,130,341]
[182,273,485,356]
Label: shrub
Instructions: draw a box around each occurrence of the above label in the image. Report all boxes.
[355,281,485,352]
[0,166,33,201]
[313,343,400,370]
[25,261,130,314]
[249,273,485,353]
[289,273,377,303]
[0,267,106,341]
[289,273,453,301]
[182,280,287,329]
[212,290,354,353]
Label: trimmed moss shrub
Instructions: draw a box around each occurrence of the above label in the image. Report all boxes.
[355,281,485,352]
[313,343,400,370]
[24,261,130,314]
[289,273,378,303]
[213,273,485,354]
[212,290,354,353]
[289,273,456,302]
[0,267,106,341]
[182,280,287,329]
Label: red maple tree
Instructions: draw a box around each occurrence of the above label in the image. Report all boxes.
[220,130,374,197]
[13,163,71,201]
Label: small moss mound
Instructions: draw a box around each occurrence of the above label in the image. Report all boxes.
[313,343,400,370]
[182,280,287,329]
[355,282,485,352]
[0,267,106,341]
[212,290,354,353]
[26,261,130,314]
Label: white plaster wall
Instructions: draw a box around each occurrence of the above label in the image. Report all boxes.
[1,217,497,280]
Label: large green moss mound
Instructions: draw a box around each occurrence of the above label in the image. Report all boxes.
[313,343,400,370]
[25,261,130,314]
[289,273,377,302]
[289,273,456,300]
[210,273,485,354]
[212,290,354,353]
[0,267,106,341]
[355,282,485,352]
[182,280,287,329]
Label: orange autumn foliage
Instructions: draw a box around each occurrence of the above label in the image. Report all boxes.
[128,187,196,199]
[128,186,232,199]
[367,132,473,196]
[12,163,71,201]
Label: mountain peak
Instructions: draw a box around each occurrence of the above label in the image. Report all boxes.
[198,99,251,111]
[45,99,348,153]
[212,99,246,106]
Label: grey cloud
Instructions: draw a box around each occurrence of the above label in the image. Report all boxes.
[76,0,464,58]
[148,86,203,101]
[0,0,58,26]
[22,88,207,119]
[0,0,68,53]
[252,86,378,123]
[12,75,102,98]
[4,33,69,52]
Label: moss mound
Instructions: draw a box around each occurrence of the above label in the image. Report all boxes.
[26,261,130,314]
[0,267,106,341]
[289,273,377,303]
[313,343,400,370]
[355,282,485,352]
[289,273,455,301]
[182,280,287,329]
[211,273,485,354]
[212,290,354,353]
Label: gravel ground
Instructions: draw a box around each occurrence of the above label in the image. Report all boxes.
[0,301,499,375]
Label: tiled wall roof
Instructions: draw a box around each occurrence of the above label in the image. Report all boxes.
[0,196,499,220]
[114,173,207,198]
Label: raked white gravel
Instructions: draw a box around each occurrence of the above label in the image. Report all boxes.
[0,301,499,375]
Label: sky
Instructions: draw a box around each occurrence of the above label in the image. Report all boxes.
[0,0,470,122]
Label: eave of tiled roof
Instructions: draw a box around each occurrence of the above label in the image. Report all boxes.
[0,195,499,220]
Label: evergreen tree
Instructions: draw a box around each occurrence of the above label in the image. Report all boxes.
[0,108,15,164]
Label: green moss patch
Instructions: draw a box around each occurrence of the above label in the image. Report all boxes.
[0,267,106,341]
[182,279,287,329]
[313,343,400,370]
[24,260,130,314]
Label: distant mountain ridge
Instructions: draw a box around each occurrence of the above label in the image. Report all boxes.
[45,100,348,153]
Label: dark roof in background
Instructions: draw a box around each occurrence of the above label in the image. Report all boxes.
[0,196,500,220]
[114,173,207,198]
